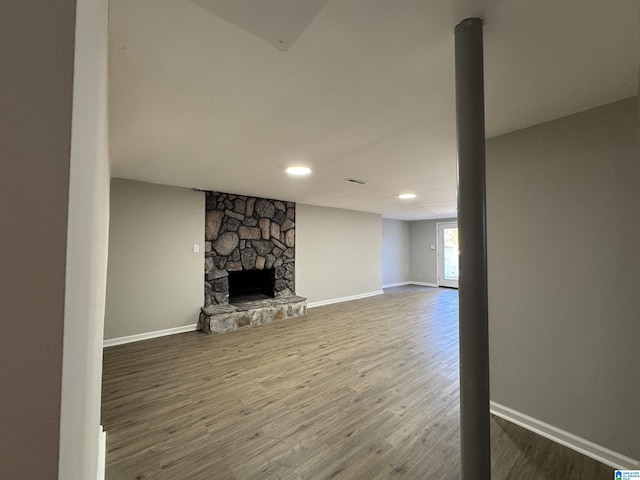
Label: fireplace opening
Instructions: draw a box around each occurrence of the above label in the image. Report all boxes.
[228,269,276,303]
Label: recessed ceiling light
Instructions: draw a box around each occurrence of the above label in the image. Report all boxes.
[286,166,312,176]
[398,193,417,199]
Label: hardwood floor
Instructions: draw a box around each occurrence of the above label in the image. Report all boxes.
[102,286,612,479]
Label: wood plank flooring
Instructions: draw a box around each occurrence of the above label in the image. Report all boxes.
[102,286,613,479]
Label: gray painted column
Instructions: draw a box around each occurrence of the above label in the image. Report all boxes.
[454,17,491,480]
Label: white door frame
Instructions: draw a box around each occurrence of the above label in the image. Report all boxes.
[436,221,459,288]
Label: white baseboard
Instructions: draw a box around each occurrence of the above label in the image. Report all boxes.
[103,324,199,347]
[382,281,411,288]
[382,281,439,289]
[408,281,438,288]
[307,290,384,308]
[96,425,106,480]
[103,283,437,346]
[490,401,640,471]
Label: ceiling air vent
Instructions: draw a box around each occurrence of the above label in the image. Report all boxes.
[344,178,368,185]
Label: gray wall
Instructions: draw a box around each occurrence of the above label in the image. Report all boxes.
[487,98,640,460]
[0,1,76,477]
[296,204,383,304]
[105,189,385,336]
[0,1,109,477]
[105,179,205,340]
[382,219,411,285]
[59,0,110,478]
[409,218,457,284]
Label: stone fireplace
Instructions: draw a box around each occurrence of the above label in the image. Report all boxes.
[200,191,306,334]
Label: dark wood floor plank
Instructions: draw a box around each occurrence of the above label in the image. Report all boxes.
[102,285,613,479]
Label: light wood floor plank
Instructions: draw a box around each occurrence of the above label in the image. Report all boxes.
[102,286,613,479]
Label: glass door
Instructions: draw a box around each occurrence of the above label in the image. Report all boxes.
[437,221,459,288]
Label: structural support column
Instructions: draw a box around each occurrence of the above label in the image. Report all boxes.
[455,17,491,480]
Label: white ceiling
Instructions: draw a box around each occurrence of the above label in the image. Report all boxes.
[109,0,639,220]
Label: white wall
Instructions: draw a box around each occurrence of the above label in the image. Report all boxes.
[59,1,110,478]
[296,204,383,304]
[487,98,640,463]
[104,179,205,340]
[409,218,457,285]
[382,219,411,286]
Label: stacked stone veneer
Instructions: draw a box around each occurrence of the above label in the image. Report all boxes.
[204,191,296,305]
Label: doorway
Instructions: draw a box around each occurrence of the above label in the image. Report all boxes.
[437,221,459,288]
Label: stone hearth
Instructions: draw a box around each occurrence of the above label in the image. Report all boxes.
[199,295,307,334]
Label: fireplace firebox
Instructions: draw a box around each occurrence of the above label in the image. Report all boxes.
[228,269,275,303]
